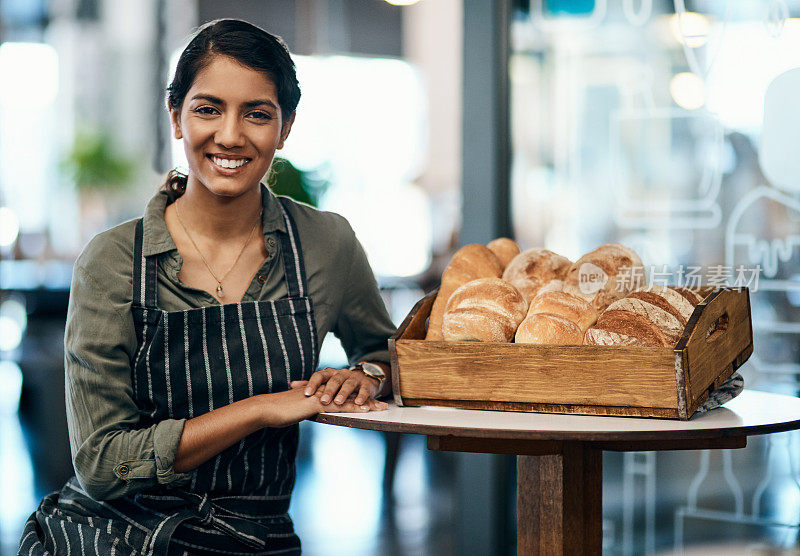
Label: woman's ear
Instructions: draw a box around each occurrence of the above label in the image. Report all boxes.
[277,112,295,150]
[170,108,183,140]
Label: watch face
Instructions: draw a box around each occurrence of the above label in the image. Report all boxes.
[359,362,385,379]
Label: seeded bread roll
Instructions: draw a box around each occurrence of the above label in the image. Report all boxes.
[425,245,504,340]
[563,243,645,312]
[515,313,583,345]
[487,237,522,270]
[442,278,527,342]
[526,290,598,334]
[502,248,572,304]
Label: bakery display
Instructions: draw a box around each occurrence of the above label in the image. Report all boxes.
[502,248,572,304]
[486,237,521,270]
[442,278,527,342]
[424,244,503,341]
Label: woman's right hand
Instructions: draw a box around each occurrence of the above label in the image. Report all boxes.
[261,382,386,428]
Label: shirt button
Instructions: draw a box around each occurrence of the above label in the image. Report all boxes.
[257,274,267,284]
[267,237,276,248]
[118,464,130,476]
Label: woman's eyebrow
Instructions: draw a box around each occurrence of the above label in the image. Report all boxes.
[190,94,224,104]
[243,99,278,110]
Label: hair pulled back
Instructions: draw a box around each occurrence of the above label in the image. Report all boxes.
[162,19,301,195]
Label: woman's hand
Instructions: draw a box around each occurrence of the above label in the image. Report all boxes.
[262,381,386,428]
[291,367,387,408]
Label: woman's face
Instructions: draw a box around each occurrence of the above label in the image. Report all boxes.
[170,55,293,200]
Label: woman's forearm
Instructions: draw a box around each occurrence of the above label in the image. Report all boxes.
[173,394,269,473]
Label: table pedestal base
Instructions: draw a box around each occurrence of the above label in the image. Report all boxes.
[517,443,602,555]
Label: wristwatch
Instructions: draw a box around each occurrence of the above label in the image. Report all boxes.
[349,361,386,385]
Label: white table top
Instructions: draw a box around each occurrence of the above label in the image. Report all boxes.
[315,390,800,442]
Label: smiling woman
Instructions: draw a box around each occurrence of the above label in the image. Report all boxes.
[19,18,396,556]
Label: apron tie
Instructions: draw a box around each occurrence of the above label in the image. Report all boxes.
[141,491,278,554]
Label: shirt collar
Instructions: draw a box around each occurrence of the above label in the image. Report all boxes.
[141,183,287,258]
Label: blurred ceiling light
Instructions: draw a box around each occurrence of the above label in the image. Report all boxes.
[0,207,20,247]
[0,298,27,352]
[0,360,22,414]
[385,0,421,5]
[670,72,706,110]
[0,42,59,106]
[669,11,711,48]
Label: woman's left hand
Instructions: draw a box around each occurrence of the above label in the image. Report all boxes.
[291,367,385,408]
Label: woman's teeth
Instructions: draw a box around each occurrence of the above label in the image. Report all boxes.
[212,156,249,169]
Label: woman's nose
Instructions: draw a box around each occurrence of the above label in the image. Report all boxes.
[214,115,246,148]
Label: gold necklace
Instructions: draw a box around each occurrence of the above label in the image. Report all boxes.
[174,198,262,299]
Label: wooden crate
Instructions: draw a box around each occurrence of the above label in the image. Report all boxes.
[389,287,753,420]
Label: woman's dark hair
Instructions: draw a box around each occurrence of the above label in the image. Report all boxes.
[163,19,301,195]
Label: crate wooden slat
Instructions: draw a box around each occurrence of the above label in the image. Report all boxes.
[389,287,753,420]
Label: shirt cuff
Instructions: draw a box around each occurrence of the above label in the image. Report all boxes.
[153,419,193,486]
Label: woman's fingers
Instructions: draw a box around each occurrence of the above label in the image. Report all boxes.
[303,368,335,396]
[290,380,309,389]
[319,372,351,405]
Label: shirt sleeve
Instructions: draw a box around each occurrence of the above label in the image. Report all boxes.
[65,244,191,501]
[331,223,397,371]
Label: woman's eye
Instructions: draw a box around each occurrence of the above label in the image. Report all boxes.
[193,106,218,116]
[248,111,273,121]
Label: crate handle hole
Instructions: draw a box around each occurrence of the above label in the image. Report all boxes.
[706,312,729,341]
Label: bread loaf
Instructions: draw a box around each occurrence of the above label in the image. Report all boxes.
[628,286,694,326]
[563,243,645,312]
[442,278,527,342]
[526,290,598,334]
[487,238,521,270]
[583,284,694,347]
[670,287,704,306]
[425,245,503,340]
[515,313,583,345]
[502,248,572,304]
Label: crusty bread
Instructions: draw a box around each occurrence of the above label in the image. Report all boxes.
[603,297,682,342]
[515,313,583,345]
[425,245,504,340]
[526,290,598,334]
[538,279,564,294]
[670,287,704,306]
[584,327,649,346]
[590,309,673,347]
[563,243,645,312]
[502,248,572,304]
[443,278,527,342]
[628,286,694,326]
[487,238,521,270]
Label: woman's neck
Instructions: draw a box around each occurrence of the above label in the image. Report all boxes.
[176,184,263,241]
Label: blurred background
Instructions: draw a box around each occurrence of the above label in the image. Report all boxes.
[1,0,800,554]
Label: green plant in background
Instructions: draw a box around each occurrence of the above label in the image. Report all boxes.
[62,127,135,192]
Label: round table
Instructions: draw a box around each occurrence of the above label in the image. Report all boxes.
[315,390,800,555]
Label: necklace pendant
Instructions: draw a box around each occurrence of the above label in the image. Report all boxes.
[216,284,224,298]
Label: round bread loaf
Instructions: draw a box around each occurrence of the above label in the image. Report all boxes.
[425,244,503,340]
[628,286,694,326]
[587,309,673,347]
[442,278,527,342]
[602,297,682,342]
[487,237,522,270]
[502,248,572,304]
[515,313,583,345]
[562,243,645,312]
[526,290,598,334]
[584,327,648,346]
[670,287,704,306]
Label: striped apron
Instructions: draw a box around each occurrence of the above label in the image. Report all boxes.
[19,199,318,555]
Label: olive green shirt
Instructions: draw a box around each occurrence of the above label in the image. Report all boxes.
[65,185,396,501]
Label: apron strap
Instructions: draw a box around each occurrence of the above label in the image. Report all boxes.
[275,198,310,300]
[132,218,159,309]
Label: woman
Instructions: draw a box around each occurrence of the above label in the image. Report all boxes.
[19,19,395,555]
